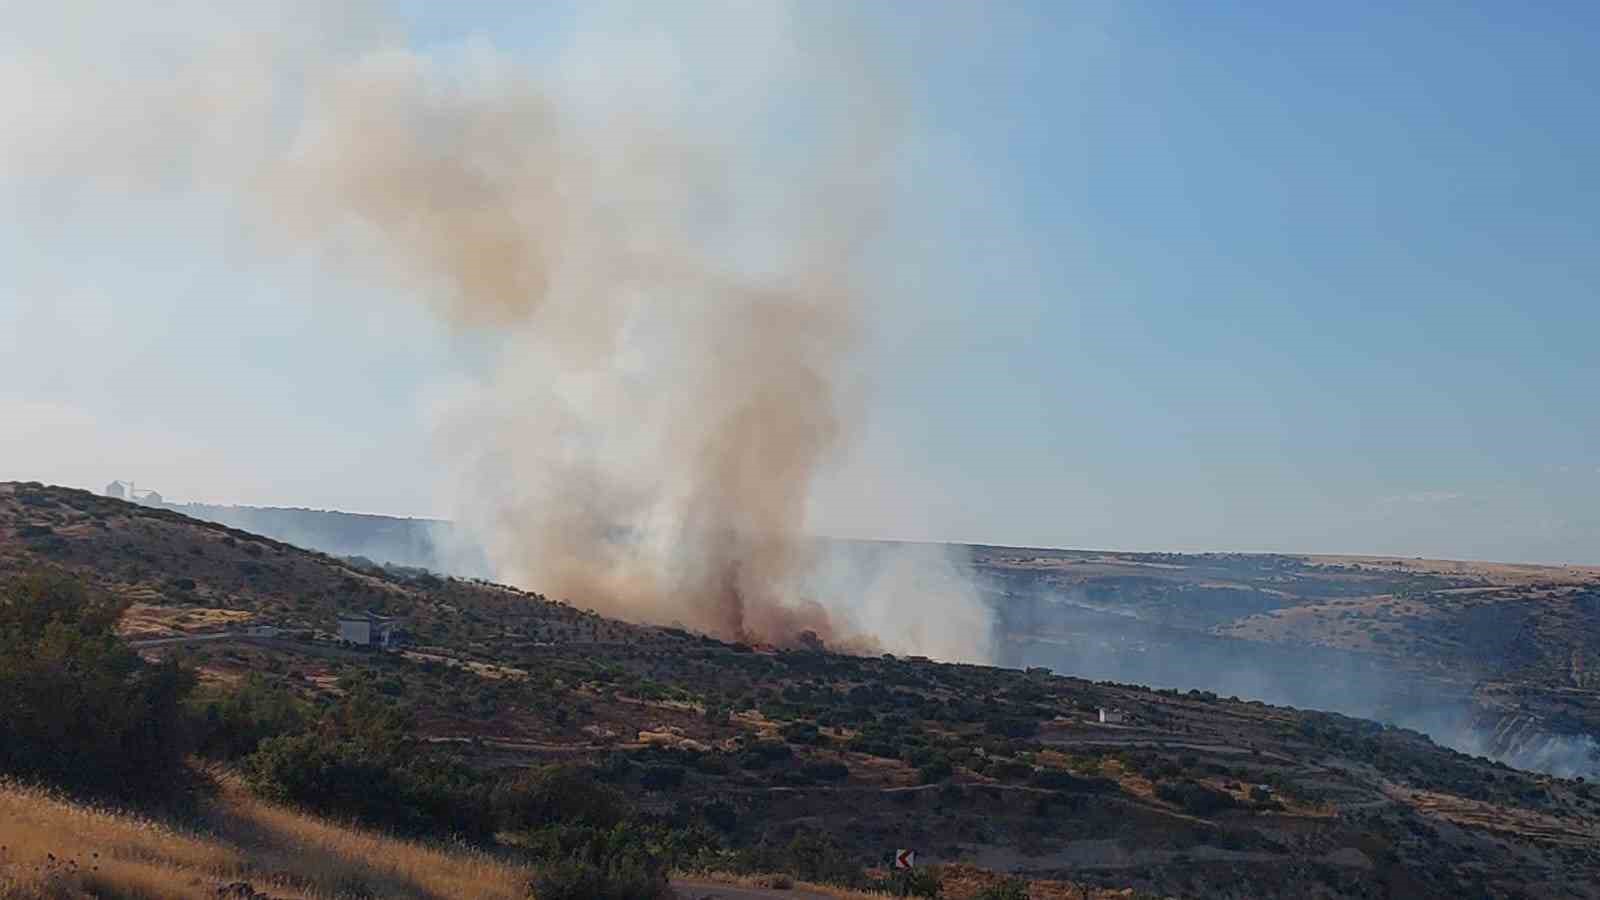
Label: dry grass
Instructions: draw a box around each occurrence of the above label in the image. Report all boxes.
[678,866,1150,900]
[0,778,533,900]
[675,870,896,898]
[0,780,242,899]
[119,603,256,639]
[215,780,531,898]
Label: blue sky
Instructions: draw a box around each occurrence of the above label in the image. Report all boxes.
[2,1,1596,564]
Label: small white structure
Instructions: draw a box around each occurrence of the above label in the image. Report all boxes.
[105,480,163,506]
[338,612,398,648]
[1098,707,1126,725]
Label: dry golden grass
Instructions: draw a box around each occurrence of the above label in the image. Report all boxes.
[118,603,256,639]
[0,780,242,899]
[219,782,531,898]
[0,778,533,900]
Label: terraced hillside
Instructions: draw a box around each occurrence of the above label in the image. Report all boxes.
[98,493,1600,777]
[6,481,1600,898]
[977,548,1600,776]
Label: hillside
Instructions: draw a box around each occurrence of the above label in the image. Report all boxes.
[6,481,1600,898]
[163,502,492,578]
[978,547,1600,775]
[0,776,533,899]
[149,498,1600,778]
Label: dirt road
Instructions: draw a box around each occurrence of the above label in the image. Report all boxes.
[128,631,242,648]
[671,879,839,899]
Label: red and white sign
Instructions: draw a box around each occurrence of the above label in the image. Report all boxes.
[893,849,916,869]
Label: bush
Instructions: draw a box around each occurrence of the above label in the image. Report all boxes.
[801,760,850,782]
[640,764,686,790]
[976,877,1030,900]
[870,867,942,898]
[0,573,195,799]
[693,799,736,833]
[1155,779,1238,817]
[781,722,826,745]
[1031,769,1116,793]
[492,764,628,830]
[990,760,1033,781]
[529,858,671,900]
[738,741,794,770]
[191,674,309,760]
[983,717,1038,739]
[777,831,861,885]
[243,691,492,838]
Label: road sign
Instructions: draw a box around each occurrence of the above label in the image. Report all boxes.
[893,849,916,869]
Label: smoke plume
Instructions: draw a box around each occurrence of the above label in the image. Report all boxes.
[2,2,995,660]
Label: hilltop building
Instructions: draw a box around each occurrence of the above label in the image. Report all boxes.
[1098,707,1126,725]
[104,481,164,506]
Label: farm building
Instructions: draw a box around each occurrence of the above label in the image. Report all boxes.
[1098,707,1126,725]
[337,612,400,648]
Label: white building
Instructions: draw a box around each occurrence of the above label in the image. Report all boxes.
[104,481,163,506]
[338,612,398,648]
[1098,707,1126,725]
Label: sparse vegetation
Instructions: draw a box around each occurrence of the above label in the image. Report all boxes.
[6,482,1600,899]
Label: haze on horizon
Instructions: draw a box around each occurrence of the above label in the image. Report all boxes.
[3,1,1599,568]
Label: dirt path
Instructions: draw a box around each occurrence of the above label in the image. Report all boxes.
[128,631,242,648]
[671,878,840,899]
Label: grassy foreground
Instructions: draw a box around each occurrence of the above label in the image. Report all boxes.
[0,777,533,900]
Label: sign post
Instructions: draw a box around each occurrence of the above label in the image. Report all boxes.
[893,848,916,869]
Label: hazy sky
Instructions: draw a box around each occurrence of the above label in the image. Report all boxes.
[3,1,1597,565]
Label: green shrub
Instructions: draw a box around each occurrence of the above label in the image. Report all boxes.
[529,858,671,900]
[191,674,309,760]
[991,760,1033,781]
[777,831,861,885]
[870,867,943,898]
[738,741,793,770]
[781,722,826,745]
[801,760,850,782]
[701,799,739,832]
[243,690,492,838]
[1155,779,1238,816]
[493,765,628,830]
[1031,769,1116,793]
[983,717,1038,739]
[640,764,686,790]
[0,573,195,799]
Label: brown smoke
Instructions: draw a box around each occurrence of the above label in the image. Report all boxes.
[253,29,890,647]
[3,2,995,659]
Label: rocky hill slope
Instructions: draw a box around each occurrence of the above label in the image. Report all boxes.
[6,482,1600,898]
[147,497,1600,779]
[978,547,1600,776]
